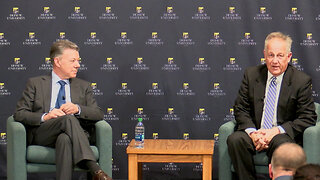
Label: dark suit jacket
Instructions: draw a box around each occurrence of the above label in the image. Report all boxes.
[234,64,316,143]
[14,75,104,145]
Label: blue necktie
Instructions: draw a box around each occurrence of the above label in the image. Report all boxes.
[55,80,66,109]
[263,77,277,129]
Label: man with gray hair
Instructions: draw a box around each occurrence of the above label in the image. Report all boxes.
[15,40,112,180]
[227,32,316,179]
[269,143,306,180]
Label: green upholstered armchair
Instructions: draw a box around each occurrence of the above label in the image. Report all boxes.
[7,115,112,180]
[218,102,320,180]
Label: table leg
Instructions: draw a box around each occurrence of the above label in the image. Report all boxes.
[128,154,138,180]
[138,162,142,180]
[202,155,212,180]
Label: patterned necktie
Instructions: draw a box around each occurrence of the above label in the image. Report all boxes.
[55,80,67,109]
[263,77,277,129]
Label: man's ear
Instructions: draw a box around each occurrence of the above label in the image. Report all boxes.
[53,57,60,67]
[269,164,273,179]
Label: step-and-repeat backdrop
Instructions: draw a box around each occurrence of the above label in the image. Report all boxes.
[1,0,320,179]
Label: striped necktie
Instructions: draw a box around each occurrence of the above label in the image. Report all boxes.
[263,77,277,129]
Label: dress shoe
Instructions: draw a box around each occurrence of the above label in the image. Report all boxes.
[92,170,112,180]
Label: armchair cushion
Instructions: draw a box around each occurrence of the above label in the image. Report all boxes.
[26,145,99,164]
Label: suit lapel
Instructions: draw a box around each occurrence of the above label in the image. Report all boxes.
[277,65,293,122]
[254,66,268,128]
[70,78,79,103]
[42,75,52,113]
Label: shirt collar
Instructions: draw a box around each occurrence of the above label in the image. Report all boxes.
[267,71,284,84]
[52,71,70,85]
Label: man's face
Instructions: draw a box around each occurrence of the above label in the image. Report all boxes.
[264,38,292,76]
[54,48,80,79]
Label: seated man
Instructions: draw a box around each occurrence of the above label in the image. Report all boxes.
[14,40,112,180]
[269,143,306,180]
[227,32,317,180]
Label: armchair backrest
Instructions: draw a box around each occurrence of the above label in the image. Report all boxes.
[315,102,320,123]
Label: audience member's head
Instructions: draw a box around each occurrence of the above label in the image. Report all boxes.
[293,164,320,180]
[269,143,306,180]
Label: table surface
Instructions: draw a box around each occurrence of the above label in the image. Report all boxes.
[126,139,214,155]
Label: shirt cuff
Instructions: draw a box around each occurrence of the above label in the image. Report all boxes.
[41,113,47,122]
[245,128,257,135]
[277,126,286,134]
[75,104,81,115]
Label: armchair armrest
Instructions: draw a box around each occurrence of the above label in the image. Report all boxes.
[7,115,27,180]
[218,120,236,180]
[95,120,112,177]
[303,124,320,164]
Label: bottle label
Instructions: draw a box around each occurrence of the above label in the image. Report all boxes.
[135,134,144,141]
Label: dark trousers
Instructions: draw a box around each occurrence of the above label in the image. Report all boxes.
[33,115,96,180]
[227,131,294,180]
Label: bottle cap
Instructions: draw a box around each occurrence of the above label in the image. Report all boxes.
[138,118,143,122]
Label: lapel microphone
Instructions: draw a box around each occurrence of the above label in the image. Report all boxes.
[62,96,65,100]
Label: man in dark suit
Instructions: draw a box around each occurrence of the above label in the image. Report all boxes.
[14,40,112,180]
[227,32,316,180]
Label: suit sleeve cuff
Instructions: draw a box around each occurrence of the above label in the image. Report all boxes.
[277,126,286,134]
[245,128,257,135]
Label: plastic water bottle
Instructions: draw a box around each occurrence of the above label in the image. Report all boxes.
[135,118,145,148]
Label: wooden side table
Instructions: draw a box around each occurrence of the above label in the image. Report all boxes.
[126,139,214,180]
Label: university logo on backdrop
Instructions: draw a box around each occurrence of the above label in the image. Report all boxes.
[192,57,211,72]
[68,7,87,20]
[146,32,164,46]
[0,83,11,96]
[254,7,272,20]
[208,82,226,97]
[223,7,241,20]
[115,82,133,96]
[39,57,53,71]
[223,57,242,71]
[84,32,103,45]
[162,57,180,71]
[99,7,118,20]
[131,107,150,121]
[300,33,319,46]
[238,33,257,45]
[162,107,180,121]
[146,82,164,96]
[161,7,179,20]
[192,7,210,20]
[115,133,130,146]
[285,7,303,21]
[208,32,226,46]
[8,57,27,71]
[130,7,148,20]
[224,108,235,121]
[23,32,41,46]
[100,57,119,71]
[131,57,150,71]
[91,83,103,96]
[104,108,120,121]
[177,32,195,46]
[177,82,195,96]
[115,32,133,46]
[38,7,56,20]
[193,108,211,121]
[0,32,10,46]
[7,7,25,20]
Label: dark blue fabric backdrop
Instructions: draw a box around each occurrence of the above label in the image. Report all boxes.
[1,0,320,179]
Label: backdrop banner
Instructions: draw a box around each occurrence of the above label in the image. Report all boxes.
[1,0,320,179]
